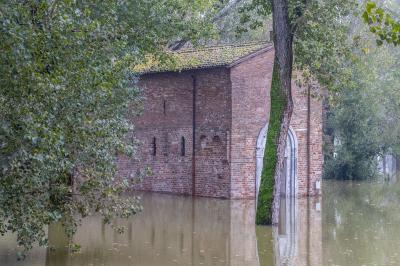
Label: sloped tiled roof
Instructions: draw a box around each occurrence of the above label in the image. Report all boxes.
[134,41,272,74]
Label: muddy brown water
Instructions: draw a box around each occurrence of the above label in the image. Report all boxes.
[1,180,400,266]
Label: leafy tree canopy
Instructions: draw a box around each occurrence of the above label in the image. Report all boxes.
[233,0,357,92]
[363,1,400,45]
[325,2,400,180]
[0,0,218,255]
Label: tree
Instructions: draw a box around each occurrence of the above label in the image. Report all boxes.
[192,0,355,225]
[325,31,400,180]
[0,0,218,255]
[237,0,356,225]
[325,89,383,180]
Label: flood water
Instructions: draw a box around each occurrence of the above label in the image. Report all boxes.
[1,179,400,266]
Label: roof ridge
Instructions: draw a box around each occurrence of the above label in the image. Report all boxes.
[174,40,271,54]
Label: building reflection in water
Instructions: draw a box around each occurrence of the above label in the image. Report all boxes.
[6,180,400,266]
[0,192,323,266]
[378,154,398,183]
[269,196,322,266]
[37,193,261,266]
[263,122,323,266]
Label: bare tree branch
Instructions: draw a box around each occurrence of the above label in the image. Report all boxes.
[290,0,310,34]
[168,40,189,51]
[169,0,245,51]
[212,0,245,23]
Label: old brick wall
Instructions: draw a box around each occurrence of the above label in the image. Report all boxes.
[118,68,232,198]
[290,81,323,196]
[289,83,309,197]
[230,48,323,199]
[309,92,324,196]
[117,72,194,195]
[193,68,232,198]
[230,49,274,199]
[118,47,323,199]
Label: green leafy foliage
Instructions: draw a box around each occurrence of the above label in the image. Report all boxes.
[235,0,272,37]
[363,1,400,45]
[325,37,400,180]
[324,89,383,180]
[0,0,218,253]
[293,0,357,91]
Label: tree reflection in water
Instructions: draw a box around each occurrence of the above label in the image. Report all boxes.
[256,196,322,266]
[1,193,261,266]
[322,179,400,266]
[0,191,325,266]
[6,179,400,266]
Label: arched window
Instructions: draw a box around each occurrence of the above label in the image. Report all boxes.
[180,137,185,156]
[152,137,157,156]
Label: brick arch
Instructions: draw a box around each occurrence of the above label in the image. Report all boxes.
[255,123,298,199]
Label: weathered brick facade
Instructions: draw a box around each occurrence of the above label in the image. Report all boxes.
[117,43,323,199]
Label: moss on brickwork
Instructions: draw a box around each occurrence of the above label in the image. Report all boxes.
[256,61,286,225]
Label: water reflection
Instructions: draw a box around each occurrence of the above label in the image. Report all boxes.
[269,196,322,266]
[378,154,398,182]
[322,180,400,266]
[4,180,400,265]
[0,193,325,266]
[0,193,261,266]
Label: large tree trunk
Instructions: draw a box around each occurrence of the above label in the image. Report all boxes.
[256,0,294,225]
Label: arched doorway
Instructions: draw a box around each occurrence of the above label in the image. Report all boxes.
[256,123,298,265]
[255,123,298,198]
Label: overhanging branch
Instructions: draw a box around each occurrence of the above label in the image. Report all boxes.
[168,0,245,51]
[290,0,310,34]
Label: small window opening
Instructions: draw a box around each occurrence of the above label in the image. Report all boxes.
[163,100,166,115]
[163,133,168,156]
[181,137,186,156]
[212,135,221,143]
[152,137,157,156]
[200,135,207,149]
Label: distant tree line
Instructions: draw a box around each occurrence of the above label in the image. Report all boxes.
[324,0,400,180]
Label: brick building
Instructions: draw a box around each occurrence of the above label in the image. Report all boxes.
[117,42,323,199]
